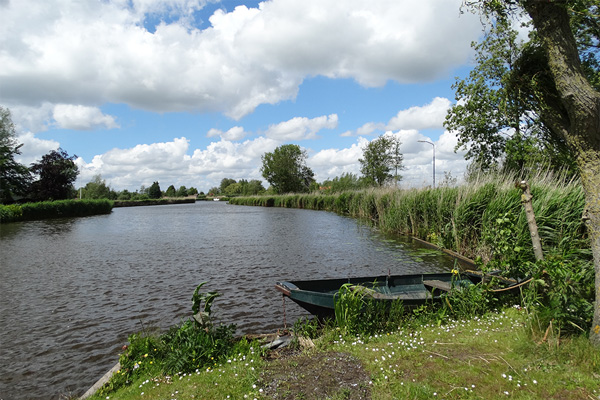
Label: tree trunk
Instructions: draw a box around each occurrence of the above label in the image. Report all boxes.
[523,1,600,345]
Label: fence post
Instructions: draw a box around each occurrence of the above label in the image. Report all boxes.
[519,181,544,261]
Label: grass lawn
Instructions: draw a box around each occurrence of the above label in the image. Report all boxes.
[87,308,600,400]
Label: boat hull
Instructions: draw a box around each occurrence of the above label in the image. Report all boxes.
[275,272,482,318]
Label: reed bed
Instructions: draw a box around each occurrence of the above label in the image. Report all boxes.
[229,171,586,264]
[0,199,114,223]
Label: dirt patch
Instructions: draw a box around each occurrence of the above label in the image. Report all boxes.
[258,351,371,400]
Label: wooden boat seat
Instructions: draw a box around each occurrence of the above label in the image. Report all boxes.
[423,279,453,292]
[354,284,431,301]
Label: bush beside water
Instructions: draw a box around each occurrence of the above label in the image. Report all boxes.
[0,199,113,223]
[94,283,263,398]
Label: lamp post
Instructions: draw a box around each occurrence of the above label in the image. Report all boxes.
[418,140,435,188]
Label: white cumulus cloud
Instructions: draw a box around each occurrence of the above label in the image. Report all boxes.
[53,104,119,130]
[15,132,60,166]
[386,97,452,131]
[207,126,247,141]
[265,114,338,141]
[0,0,481,119]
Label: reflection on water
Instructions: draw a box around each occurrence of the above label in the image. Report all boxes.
[0,202,454,399]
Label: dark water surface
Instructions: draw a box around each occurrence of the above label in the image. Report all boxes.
[0,202,455,399]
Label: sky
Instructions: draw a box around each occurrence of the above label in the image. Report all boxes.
[0,0,487,193]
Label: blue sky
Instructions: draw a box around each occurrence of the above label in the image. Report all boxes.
[0,0,485,192]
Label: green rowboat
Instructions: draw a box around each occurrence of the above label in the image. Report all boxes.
[275,272,483,318]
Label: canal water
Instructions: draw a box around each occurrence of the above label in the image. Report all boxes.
[0,202,456,399]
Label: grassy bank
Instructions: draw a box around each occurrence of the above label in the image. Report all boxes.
[85,307,600,400]
[0,199,113,223]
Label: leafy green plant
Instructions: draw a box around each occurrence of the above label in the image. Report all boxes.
[99,282,255,396]
[524,256,594,334]
[0,204,23,222]
[481,212,530,277]
[161,319,236,373]
[442,275,494,319]
[191,281,221,326]
[334,283,405,336]
[292,317,321,339]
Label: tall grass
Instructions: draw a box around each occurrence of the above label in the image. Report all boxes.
[230,170,586,264]
[0,199,113,223]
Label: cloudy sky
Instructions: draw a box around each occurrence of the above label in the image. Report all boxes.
[0,0,485,192]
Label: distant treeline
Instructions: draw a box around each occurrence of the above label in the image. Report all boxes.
[0,199,113,223]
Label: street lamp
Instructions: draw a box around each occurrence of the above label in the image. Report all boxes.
[418,140,435,188]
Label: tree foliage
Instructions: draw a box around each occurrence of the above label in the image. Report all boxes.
[219,178,236,193]
[240,179,265,195]
[261,144,314,194]
[321,173,368,193]
[217,178,265,196]
[463,0,600,345]
[0,107,31,203]
[148,181,161,199]
[81,174,113,199]
[444,17,577,174]
[359,135,404,186]
[165,185,177,197]
[29,148,78,201]
[176,186,188,197]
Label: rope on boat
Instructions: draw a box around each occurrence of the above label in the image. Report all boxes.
[489,277,534,292]
[281,294,287,330]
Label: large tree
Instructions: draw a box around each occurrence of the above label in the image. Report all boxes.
[0,107,31,202]
[81,174,113,199]
[261,144,314,194]
[220,178,237,193]
[165,184,177,197]
[147,181,162,199]
[445,17,576,173]
[466,0,600,344]
[239,179,265,196]
[176,186,188,197]
[359,134,404,186]
[29,148,78,201]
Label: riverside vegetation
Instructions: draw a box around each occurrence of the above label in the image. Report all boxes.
[83,170,598,399]
[0,199,113,223]
[231,170,592,335]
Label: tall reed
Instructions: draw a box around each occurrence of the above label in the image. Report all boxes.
[231,170,586,264]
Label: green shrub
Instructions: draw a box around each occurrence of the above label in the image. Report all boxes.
[1,199,113,222]
[100,282,258,396]
[0,204,23,222]
[334,283,405,336]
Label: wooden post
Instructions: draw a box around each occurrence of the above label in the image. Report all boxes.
[519,181,544,261]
